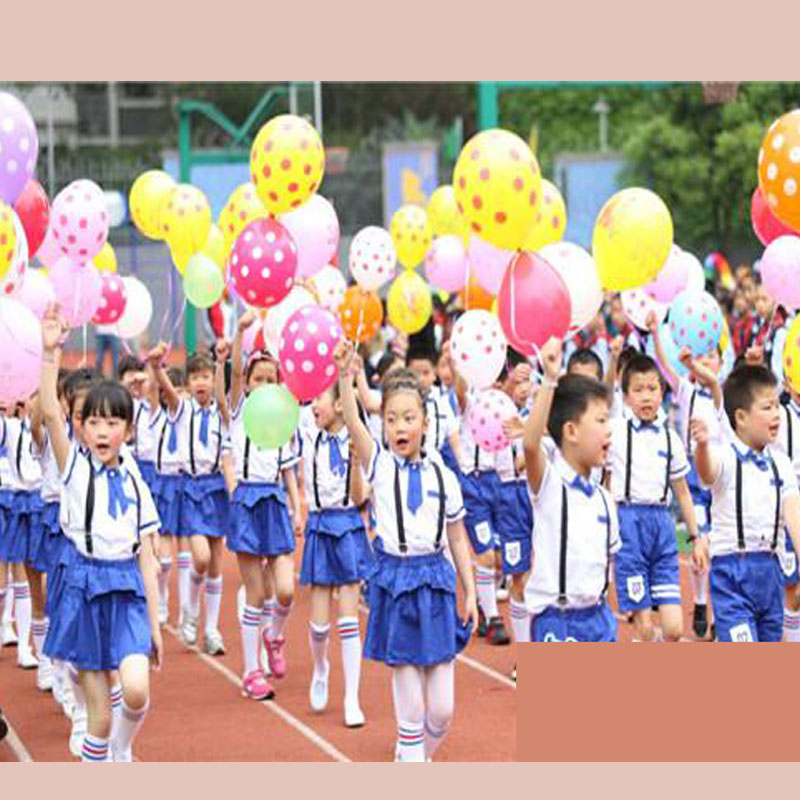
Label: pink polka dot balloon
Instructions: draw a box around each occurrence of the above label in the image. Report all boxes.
[92,272,128,325]
[278,194,339,279]
[35,220,63,268]
[621,287,667,332]
[311,264,347,313]
[669,289,723,357]
[49,257,103,327]
[229,217,298,309]
[1,209,28,297]
[349,226,396,291]
[0,296,42,404]
[450,309,508,389]
[466,388,518,453]
[425,235,470,293]
[0,92,38,206]
[50,179,109,264]
[278,304,343,403]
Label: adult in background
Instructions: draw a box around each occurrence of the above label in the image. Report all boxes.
[94,322,120,377]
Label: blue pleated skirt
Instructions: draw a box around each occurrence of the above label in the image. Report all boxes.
[26,500,63,574]
[0,490,44,566]
[0,489,12,559]
[154,473,183,536]
[135,459,158,495]
[180,473,230,538]
[300,508,374,586]
[44,541,152,672]
[364,545,472,667]
[228,483,294,558]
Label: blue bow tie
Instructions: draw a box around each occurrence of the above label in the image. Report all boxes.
[328,435,346,477]
[197,407,211,446]
[570,474,595,498]
[103,467,135,519]
[403,461,423,515]
[167,420,178,454]
[634,420,659,433]
[737,449,770,472]
[696,387,713,400]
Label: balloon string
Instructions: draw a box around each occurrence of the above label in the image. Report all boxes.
[159,267,175,344]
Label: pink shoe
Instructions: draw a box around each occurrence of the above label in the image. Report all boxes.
[241,669,275,701]
[262,633,287,679]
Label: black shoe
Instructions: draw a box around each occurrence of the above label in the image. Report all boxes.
[477,607,487,637]
[0,708,8,743]
[487,616,511,646]
[693,604,708,638]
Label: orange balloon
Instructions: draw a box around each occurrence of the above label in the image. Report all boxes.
[339,286,383,343]
[459,276,495,311]
[758,110,800,231]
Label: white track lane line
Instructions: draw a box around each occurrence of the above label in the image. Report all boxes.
[2,714,35,762]
[165,625,351,763]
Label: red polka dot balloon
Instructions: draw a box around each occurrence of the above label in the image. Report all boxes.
[349,226,396,291]
[229,217,298,309]
[466,388,517,453]
[50,179,109,264]
[92,272,128,325]
[449,309,508,389]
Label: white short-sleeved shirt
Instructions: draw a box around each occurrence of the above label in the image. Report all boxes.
[776,400,800,482]
[456,413,496,474]
[300,424,357,511]
[607,416,689,505]
[229,396,299,483]
[60,443,160,561]
[495,408,529,484]
[153,403,185,475]
[37,432,62,503]
[171,397,229,477]
[674,378,723,458]
[363,441,465,557]
[0,417,42,491]
[704,437,799,559]
[542,435,604,485]
[526,451,621,615]
[0,449,12,489]
[132,399,162,464]
[424,392,456,453]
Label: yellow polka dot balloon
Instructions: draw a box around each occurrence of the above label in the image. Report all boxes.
[218,182,266,258]
[524,179,567,251]
[160,184,212,275]
[250,114,325,215]
[200,224,226,272]
[390,205,433,269]
[93,242,117,273]
[387,269,432,334]
[758,110,800,232]
[427,186,465,238]
[0,201,17,283]
[129,170,176,240]
[784,315,800,394]
[453,129,542,251]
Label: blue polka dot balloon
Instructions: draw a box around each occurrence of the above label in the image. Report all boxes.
[668,290,723,357]
[647,322,689,379]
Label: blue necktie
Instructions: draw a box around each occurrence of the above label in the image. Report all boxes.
[406,463,423,515]
[328,436,345,476]
[570,474,595,498]
[167,420,178,454]
[198,408,210,447]
[105,467,134,519]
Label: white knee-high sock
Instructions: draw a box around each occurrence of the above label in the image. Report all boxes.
[392,667,426,762]
[309,622,330,676]
[109,683,123,744]
[177,551,192,617]
[691,570,708,605]
[113,699,149,762]
[31,617,48,658]
[423,662,455,760]
[509,599,531,644]
[269,601,292,640]
[784,608,800,642]
[188,568,203,618]
[2,574,13,626]
[12,582,32,650]
[337,617,362,709]
[205,576,223,633]
[241,605,261,675]
[475,567,498,620]
[81,734,109,762]
[0,587,7,633]
[158,556,171,609]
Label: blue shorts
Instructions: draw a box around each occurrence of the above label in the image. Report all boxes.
[710,553,783,642]
[614,505,681,612]
[459,470,501,555]
[496,481,533,574]
[531,603,617,642]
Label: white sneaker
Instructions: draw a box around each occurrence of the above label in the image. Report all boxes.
[61,680,75,719]
[203,629,225,656]
[69,708,87,758]
[17,647,38,670]
[111,744,133,762]
[309,666,329,712]
[181,614,198,647]
[496,586,509,603]
[37,657,54,691]
[1,621,18,647]
[344,702,365,728]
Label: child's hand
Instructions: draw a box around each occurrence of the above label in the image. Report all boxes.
[292,510,304,539]
[689,417,709,446]
[645,311,659,334]
[691,537,709,573]
[677,346,694,370]
[540,337,563,382]
[463,590,479,632]
[216,338,231,363]
[237,309,256,334]
[41,304,68,352]
[745,344,764,366]
[151,629,164,671]
[147,342,168,367]
[502,415,525,440]
[352,353,364,374]
[333,338,355,373]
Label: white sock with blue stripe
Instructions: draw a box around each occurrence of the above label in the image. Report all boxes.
[475,566,498,620]
[396,722,425,762]
[81,734,109,762]
[784,608,800,642]
[509,599,530,644]
[205,575,223,634]
[113,699,149,762]
[12,582,31,651]
[177,551,192,619]
[109,683,123,747]
[241,605,262,675]
[337,617,362,710]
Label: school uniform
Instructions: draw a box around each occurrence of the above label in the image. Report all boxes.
[704,437,798,641]
[227,395,298,558]
[775,399,800,584]
[0,441,14,561]
[152,404,185,536]
[44,443,160,671]
[425,389,460,474]
[361,441,471,666]
[32,433,64,576]
[607,415,689,612]
[299,425,373,586]
[526,451,621,642]
[132,398,162,495]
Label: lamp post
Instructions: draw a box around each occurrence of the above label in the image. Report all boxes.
[593,98,610,153]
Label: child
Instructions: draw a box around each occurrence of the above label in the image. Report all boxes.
[149,347,232,655]
[692,364,800,641]
[0,404,18,653]
[521,338,620,642]
[298,382,372,727]
[607,353,705,641]
[567,348,605,382]
[333,339,477,762]
[39,308,162,762]
[217,312,302,699]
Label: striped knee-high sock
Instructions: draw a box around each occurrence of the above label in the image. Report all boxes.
[337,617,362,708]
[424,719,449,760]
[396,721,426,762]
[308,622,330,676]
[177,551,192,618]
[205,576,223,634]
[81,734,109,762]
[31,617,49,658]
[12,582,32,650]
[158,556,172,610]
[113,699,149,762]
[269,600,292,641]
[109,684,123,745]
[784,608,800,642]
[509,599,531,644]
[2,575,13,626]
[241,605,262,675]
[474,567,498,620]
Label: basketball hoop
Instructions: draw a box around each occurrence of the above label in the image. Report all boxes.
[701,82,740,105]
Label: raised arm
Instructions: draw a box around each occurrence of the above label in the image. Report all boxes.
[334,339,374,466]
[231,310,255,412]
[29,392,45,452]
[39,306,70,473]
[352,354,381,415]
[347,440,370,506]
[690,417,720,487]
[679,348,723,411]
[144,360,160,421]
[147,342,180,414]
[604,335,624,394]
[647,313,679,393]
[215,338,231,427]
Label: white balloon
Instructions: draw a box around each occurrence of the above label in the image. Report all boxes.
[449,309,508,390]
[263,285,316,358]
[15,268,54,320]
[538,242,603,331]
[349,226,396,291]
[683,250,706,295]
[311,264,347,313]
[113,276,153,339]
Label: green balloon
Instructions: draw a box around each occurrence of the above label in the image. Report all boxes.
[183,253,224,309]
[243,385,299,450]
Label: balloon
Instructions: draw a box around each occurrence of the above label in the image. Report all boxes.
[467,235,513,296]
[50,257,102,327]
[349,226,396,291]
[278,305,343,403]
[538,242,602,332]
[35,221,63,268]
[279,194,339,279]
[427,186,464,237]
[311,264,347,313]
[459,275,495,311]
[592,187,673,291]
[160,184,212,273]
[703,251,733,291]
[92,273,128,325]
[229,217,297,309]
[390,205,432,269]
[129,170,175,240]
[50,179,110,264]
[684,250,706,294]
[647,322,689,381]
[113,276,153,339]
[387,270,432,335]
[93,242,118,273]
[720,315,731,354]
[0,201,18,285]
[669,290,723,357]
[760,235,800,310]
[0,92,38,206]
[497,252,571,356]
[645,245,690,303]
[15,268,54,320]
[218,182,266,257]
[466,389,517,453]
[250,114,325,215]
[263,285,316,358]
[1,208,27,298]
[523,179,567,251]
[339,286,383,343]
[757,109,800,231]
[751,185,796,246]
[784,315,800,394]
[13,179,49,258]
[449,310,508,389]
[243,384,300,450]
[425,235,470,293]
[453,129,542,250]
[0,296,42,403]
[621,288,667,331]
[183,253,225,309]
[200,224,226,272]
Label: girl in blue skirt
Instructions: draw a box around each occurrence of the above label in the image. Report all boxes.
[333,339,478,763]
[39,308,162,763]
[298,384,372,728]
